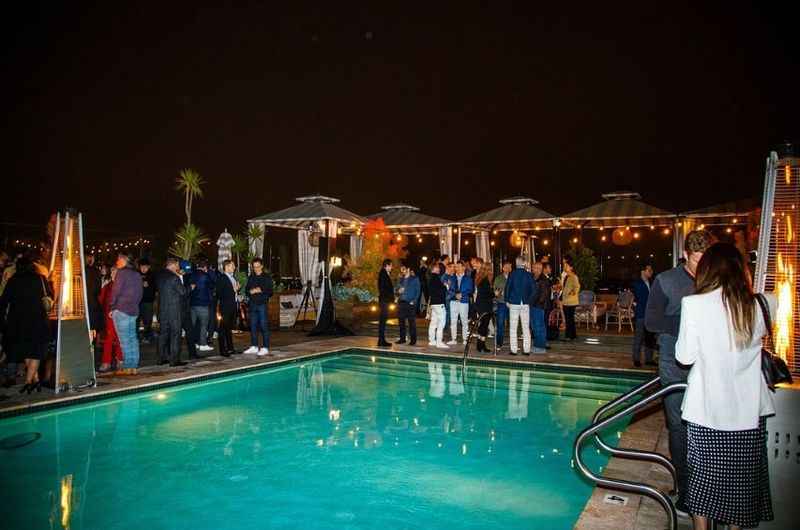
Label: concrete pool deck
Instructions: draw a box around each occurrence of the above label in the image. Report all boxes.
[0,329,682,529]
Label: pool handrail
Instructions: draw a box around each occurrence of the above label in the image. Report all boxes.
[590,377,679,494]
[573,377,687,530]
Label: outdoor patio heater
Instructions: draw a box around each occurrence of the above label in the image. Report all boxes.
[48,209,96,392]
[755,147,800,374]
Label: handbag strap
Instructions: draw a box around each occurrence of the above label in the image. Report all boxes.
[754,293,773,343]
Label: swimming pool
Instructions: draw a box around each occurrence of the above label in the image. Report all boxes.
[0,351,642,530]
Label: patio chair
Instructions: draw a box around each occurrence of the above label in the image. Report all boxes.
[605,290,635,332]
[574,290,598,329]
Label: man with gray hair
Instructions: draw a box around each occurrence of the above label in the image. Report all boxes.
[503,256,535,354]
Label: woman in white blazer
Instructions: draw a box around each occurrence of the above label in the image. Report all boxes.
[675,242,775,530]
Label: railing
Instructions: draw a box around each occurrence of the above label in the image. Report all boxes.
[462,312,495,369]
[573,377,687,530]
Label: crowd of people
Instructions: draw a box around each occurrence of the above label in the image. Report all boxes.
[0,249,275,387]
[376,253,580,355]
[375,230,777,528]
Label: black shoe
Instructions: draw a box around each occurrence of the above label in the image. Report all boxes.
[377,341,392,347]
[170,361,189,367]
[228,350,240,355]
[19,384,31,394]
[409,340,417,346]
[221,351,231,357]
[633,360,642,368]
[159,359,170,366]
[395,339,406,344]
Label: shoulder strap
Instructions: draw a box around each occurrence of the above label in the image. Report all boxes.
[754,293,773,341]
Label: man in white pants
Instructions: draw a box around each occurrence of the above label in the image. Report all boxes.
[447,261,473,345]
[503,256,534,355]
[427,263,449,348]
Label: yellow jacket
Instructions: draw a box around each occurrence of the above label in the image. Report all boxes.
[561,272,580,306]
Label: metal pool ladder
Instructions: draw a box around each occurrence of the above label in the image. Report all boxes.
[572,376,687,530]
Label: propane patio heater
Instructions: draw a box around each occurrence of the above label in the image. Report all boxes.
[48,209,96,392]
[754,146,800,374]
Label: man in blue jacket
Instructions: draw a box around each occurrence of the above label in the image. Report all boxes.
[396,264,421,345]
[504,256,534,354]
[188,258,214,353]
[632,262,655,367]
[446,261,474,345]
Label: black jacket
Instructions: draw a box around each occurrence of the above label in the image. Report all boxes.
[215,273,238,314]
[157,270,185,321]
[245,272,273,306]
[428,273,447,305]
[533,275,552,309]
[378,268,394,304]
[140,269,157,303]
[0,269,51,350]
[474,277,494,313]
[85,265,103,331]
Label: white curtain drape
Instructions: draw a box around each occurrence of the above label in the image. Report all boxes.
[439,226,453,257]
[476,232,490,263]
[673,218,694,267]
[349,234,363,264]
[298,230,320,287]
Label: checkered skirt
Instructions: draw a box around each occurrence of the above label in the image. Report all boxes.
[686,417,773,528]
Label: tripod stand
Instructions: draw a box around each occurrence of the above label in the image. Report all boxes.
[294,280,317,331]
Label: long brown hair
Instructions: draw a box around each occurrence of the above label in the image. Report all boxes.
[475,262,494,287]
[694,242,756,350]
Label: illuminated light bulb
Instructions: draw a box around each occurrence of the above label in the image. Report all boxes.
[726,228,732,234]
[490,241,495,246]
[370,305,377,312]
[389,304,396,310]
[732,218,738,224]
[464,240,469,246]
[396,235,402,241]
[625,226,630,231]
[601,235,607,242]
[633,232,640,239]
[572,237,578,243]
[663,228,670,235]
[542,239,549,245]
[492,230,498,235]
[650,225,655,230]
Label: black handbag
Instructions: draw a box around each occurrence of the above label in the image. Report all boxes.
[755,293,793,391]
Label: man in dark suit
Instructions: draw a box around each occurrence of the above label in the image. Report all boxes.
[215,259,239,357]
[377,259,394,347]
[157,258,188,366]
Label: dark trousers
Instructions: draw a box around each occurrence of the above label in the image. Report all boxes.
[249,303,269,348]
[206,304,216,343]
[158,315,182,363]
[563,305,577,339]
[632,317,654,363]
[398,301,417,342]
[477,312,491,337]
[182,310,197,358]
[495,302,508,346]
[658,334,690,508]
[218,308,236,353]
[138,302,154,339]
[378,302,390,343]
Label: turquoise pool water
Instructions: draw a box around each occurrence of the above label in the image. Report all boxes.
[0,352,641,530]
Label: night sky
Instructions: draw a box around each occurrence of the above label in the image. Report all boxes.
[2,2,798,246]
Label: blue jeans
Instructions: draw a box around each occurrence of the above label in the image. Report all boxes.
[531,307,547,349]
[112,310,140,368]
[249,304,269,348]
[495,302,508,346]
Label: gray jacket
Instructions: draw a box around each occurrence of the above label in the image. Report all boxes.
[645,265,695,339]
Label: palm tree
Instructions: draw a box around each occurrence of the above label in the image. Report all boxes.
[247,224,265,260]
[231,233,249,270]
[169,223,209,261]
[175,168,205,225]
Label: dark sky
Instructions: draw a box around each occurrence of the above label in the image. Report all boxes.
[2,2,798,244]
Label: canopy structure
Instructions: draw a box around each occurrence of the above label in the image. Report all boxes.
[367,204,451,234]
[458,196,559,231]
[456,197,559,264]
[247,194,366,233]
[680,197,760,226]
[560,191,676,229]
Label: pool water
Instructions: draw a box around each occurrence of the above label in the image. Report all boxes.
[0,352,642,530]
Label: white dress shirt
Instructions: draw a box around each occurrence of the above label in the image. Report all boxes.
[675,288,776,431]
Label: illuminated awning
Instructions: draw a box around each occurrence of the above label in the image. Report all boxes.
[561,191,676,228]
[366,204,452,235]
[247,195,367,233]
[458,197,560,231]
